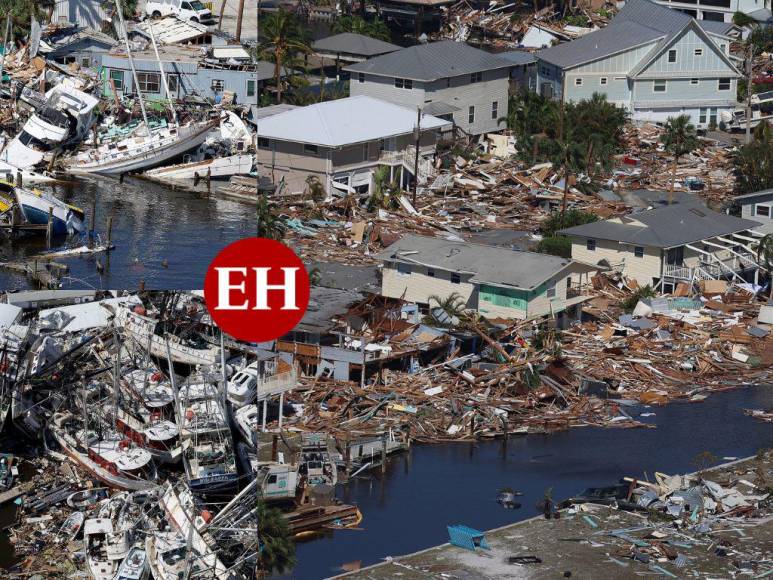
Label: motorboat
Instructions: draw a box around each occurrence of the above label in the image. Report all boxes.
[226,355,296,408]
[0,181,86,235]
[84,518,119,580]
[115,546,150,580]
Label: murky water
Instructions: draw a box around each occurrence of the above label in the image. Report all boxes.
[290,385,773,579]
[0,176,256,290]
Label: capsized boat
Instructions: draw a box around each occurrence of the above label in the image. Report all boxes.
[65,119,219,176]
[59,510,85,542]
[13,185,86,235]
[1,84,99,170]
[143,153,255,181]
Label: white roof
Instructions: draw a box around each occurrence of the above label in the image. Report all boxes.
[136,17,207,44]
[37,295,142,333]
[257,96,451,147]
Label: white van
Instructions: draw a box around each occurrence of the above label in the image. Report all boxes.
[145,0,216,24]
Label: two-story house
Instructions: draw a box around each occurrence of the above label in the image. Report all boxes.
[654,0,770,24]
[256,96,450,195]
[535,0,741,129]
[376,234,597,324]
[559,203,761,293]
[345,40,512,137]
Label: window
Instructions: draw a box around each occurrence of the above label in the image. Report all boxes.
[246,79,255,97]
[653,80,667,92]
[181,1,191,8]
[397,263,411,276]
[718,78,731,91]
[699,108,707,124]
[690,78,699,85]
[81,57,91,68]
[394,77,412,89]
[634,246,644,258]
[468,106,475,124]
[167,75,179,94]
[491,101,498,120]
[586,238,596,251]
[304,144,318,155]
[757,205,771,218]
[109,69,124,91]
[358,73,365,83]
[427,268,435,277]
[702,10,725,21]
[257,137,270,148]
[709,107,718,125]
[470,71,482,83]
[668,49,677,63]
[451,273,461,284]
[137,72,161,93]
[574,77,583,86]
[211,78,225,92]
[546,283,556,299]
[694,48,703,56]
[600,77,608,85]
[720,43,727,54]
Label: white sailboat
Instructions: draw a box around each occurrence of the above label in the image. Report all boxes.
[64,0,217,176]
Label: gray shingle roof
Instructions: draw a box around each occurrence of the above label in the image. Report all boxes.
[498,50,537,66]
[559,204,758,248]
[537,0,696,69]
[312,33,400,57]
[344,40,513,81]
[376,234,581,291]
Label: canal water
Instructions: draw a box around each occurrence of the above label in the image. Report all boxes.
[290,385,773,579]
[0,177,256,290]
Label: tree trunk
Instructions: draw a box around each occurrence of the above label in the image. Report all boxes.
[275,50,283,104]
[235,0,245,41]
[217,0,227,30]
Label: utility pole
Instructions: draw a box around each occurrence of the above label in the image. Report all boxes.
[745,44,754,145]
[217,0,227,30]
[412,106,421,207]
[559,74,568,218]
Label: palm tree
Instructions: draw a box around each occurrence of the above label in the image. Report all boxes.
[427,293,469,326]
[662,114,698,204]
[757,234,773,299]
[331,15,391,41]
[256,194,285,240]
[258,8,311,103]
[734,122,773,194]
[257,500,296,576]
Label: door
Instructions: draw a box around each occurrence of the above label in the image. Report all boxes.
[666,246,684,265]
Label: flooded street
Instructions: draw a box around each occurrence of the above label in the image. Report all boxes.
[290,385,773,579]
[0,177,256,290]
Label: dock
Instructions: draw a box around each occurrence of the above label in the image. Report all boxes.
[286,503,360,534]
[0,259,68,288]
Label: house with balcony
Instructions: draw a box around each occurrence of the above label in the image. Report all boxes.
[345,40,512,137]
[376,234,598,324]
[256,96,450,196]
[535,0,741,129]
[559,203,761,293]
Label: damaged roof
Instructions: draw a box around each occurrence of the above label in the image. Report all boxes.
[345,40,513,81]
[559,204,758,248]
[256,96,450,147]
[376,234,586,291]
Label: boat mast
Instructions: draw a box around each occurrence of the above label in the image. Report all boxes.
[113,0,151,135]
[146,21,178,126]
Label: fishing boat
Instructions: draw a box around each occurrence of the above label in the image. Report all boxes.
[145,531,189,580]
[47,412,158,491]
[59,510,85,542]
[116,306,221,367]
[115,546,150,580]
[1,84,99,170]
[299,433,337,487]
[233,404,258,447]
[176,381,239,495]
[120,368,175,413]
[111,406,181,465]
[65,119,219,176]
[84,518,119,580]
[14,186,85,235]
[226,355,296,408]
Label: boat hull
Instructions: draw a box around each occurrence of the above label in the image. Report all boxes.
[68,121,218,176]
[144,153,255,180]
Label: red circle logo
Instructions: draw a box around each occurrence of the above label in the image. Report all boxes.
[204,238,310,343]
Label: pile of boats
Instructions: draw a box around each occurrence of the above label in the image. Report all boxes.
[0,290,360,577]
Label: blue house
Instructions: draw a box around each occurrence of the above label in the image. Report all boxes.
[535,0,741,129]
[101,45,258,105]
